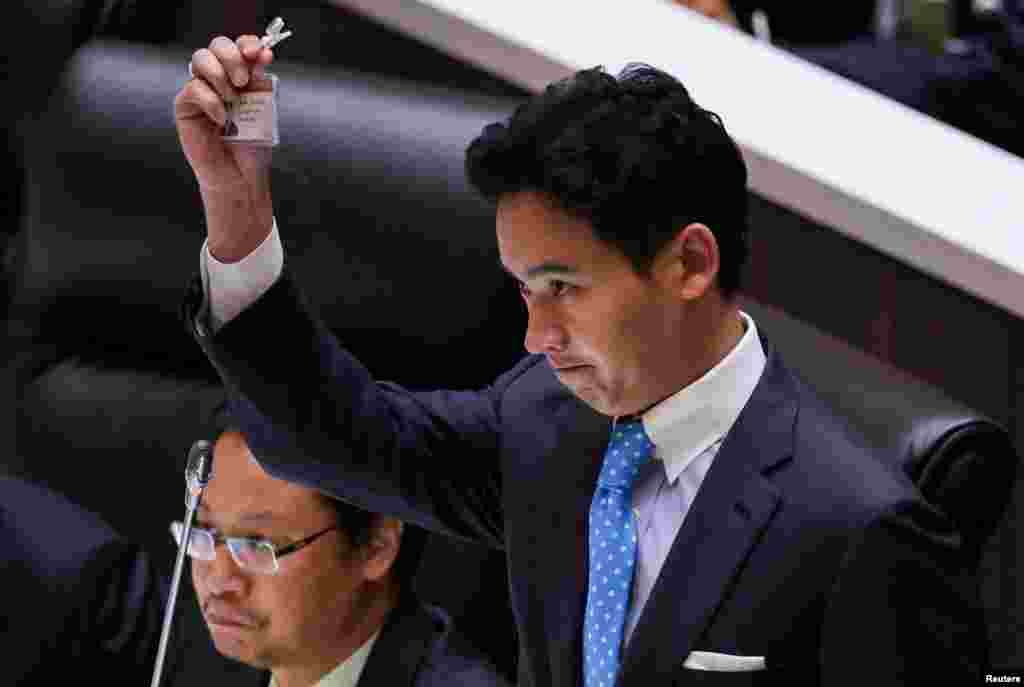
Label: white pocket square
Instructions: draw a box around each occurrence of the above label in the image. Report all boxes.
[683,651,766,672]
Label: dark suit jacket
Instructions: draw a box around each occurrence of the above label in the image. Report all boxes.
[185,270,986,685]
[0,476,172,685]
[214,594,511,687]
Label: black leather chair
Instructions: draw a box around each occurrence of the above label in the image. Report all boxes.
[739,298,1017,568]
[3,39,1018,680]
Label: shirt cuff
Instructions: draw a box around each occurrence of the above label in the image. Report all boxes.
[199,219,284,333]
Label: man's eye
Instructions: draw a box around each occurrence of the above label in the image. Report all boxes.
[550,280,572,296]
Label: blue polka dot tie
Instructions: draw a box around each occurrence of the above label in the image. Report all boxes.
[583,420,655,687]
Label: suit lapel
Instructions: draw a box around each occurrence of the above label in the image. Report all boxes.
[618,349,796,685]
[357,596,436,687]
[541,391,612,687]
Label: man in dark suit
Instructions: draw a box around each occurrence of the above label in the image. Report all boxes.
[1,475,170,684]
[177,414,510,687]
[175,35,985,685]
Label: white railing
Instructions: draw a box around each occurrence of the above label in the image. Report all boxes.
[333,0,1024,318]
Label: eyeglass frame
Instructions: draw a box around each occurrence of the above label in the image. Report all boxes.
[169,520,338,575]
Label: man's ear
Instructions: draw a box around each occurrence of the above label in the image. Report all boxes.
[653,222,720,301]
[362,517,402,582]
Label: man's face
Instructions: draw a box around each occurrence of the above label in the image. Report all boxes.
[190,431,374,671]
[497,191,691,417]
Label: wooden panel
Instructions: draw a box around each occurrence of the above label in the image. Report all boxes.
[746,192,1017,428]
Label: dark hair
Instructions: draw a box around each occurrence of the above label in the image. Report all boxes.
[209,402,426,589]
[319,495,428,590]
[466,63,749,295]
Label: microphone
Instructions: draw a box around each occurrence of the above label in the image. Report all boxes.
[185,440,215,501]
[150,440,215,687]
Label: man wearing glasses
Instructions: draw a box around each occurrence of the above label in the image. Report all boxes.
[172,411,510,687]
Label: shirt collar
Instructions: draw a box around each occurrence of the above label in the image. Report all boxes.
[268,629,381,687]
[638,311,767,485]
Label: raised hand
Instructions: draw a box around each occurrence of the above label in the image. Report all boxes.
[175,35,276,262]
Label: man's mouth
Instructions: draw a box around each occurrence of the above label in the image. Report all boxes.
[548,357,588,371]
[552,363,593,380]
[207,613,255,628]
[203,600,260,629]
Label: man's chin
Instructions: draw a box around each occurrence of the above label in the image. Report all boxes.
[208,625,270,669]
[558,380,632,417]
[214,641,273,671]
[564,384,615,416]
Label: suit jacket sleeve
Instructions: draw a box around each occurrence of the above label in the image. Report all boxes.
[821,498,986,684]
[186,268,530,548]
[68,537,179,684]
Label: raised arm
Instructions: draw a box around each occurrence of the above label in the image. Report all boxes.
[188,269,517,550]
[175,34,515,550]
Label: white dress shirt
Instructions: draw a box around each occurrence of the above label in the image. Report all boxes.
[623,311,766,646]
[201,219,285,332]
[267,631,379,687]
[202,222,768,650]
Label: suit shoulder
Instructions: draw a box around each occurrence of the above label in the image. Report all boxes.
[416,603,513,687]
[784,377,925,522]
[490,354,545,394]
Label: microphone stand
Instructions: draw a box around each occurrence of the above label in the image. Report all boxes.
[149,440,215,687]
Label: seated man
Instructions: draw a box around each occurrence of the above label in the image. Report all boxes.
[1,474,171,684]
[174,409,510,687]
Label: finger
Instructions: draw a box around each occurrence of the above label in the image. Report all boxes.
[209,35,249,88]
[238,37,274,78]
[179,77,228,126]
[191,47,239,103]
[235,34,266,59]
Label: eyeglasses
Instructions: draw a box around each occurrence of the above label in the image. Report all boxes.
[169,521,337,575]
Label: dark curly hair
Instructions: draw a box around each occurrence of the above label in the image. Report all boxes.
[466,63,749,296]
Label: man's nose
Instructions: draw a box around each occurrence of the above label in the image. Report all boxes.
[523,303,568,354]
[194,545,247,596]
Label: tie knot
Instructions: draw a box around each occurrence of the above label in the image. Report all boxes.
[597,421,654,491]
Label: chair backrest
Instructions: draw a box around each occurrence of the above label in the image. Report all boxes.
[742,298,1018,565]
